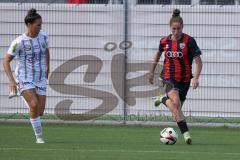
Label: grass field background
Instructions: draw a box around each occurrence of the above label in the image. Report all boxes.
[0,123,240,160]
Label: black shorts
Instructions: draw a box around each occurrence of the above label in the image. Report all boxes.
[162,79,190,102]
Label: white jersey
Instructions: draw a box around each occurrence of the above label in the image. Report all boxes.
[7,31,49,83]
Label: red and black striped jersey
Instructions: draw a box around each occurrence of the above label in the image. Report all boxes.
[159,33,202,82]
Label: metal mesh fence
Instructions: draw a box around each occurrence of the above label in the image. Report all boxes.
[0,0,240,123]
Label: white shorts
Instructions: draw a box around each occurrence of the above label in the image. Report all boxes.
[18,80,47,96]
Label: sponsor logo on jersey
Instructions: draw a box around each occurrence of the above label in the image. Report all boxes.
[166,51,183,58]
[165,44,169,49]
[37,86,46,91]
[179,43,185,49]
[24,44,31,51]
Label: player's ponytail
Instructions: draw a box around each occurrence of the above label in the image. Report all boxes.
[170,9,183,26]
[24,8,42,25]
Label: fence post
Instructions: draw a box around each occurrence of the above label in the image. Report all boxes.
[123,0,129,124]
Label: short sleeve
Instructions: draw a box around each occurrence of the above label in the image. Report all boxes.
[41,31,49,48]
[188,37,202,58]
[7,39,21,57]
[159,39,164,53]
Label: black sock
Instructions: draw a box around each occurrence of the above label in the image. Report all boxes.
[162,96,169,106]
[177,120,189,134]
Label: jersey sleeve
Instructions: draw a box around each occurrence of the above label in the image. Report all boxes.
[159,38,164,53]
[41,31,49,48]
[188,37,202,58]
[7,39,21,57]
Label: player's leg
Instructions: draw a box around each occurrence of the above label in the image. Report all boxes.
[38,95,46,116]
[157,80,192,145]
[154,80,192,144]
[154,80,173,107]
[21,89,44,143]
[32,80,47,143]
[156,88,185,121]
[21,89,39,118]
[35,80,47,117]
[165,90,192,144]
[165,89,185,121]
[178,83,192,144]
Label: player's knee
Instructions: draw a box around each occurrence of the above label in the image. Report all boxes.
[172,99,181,108]
[29,100,39,109]
[170,99,181,116]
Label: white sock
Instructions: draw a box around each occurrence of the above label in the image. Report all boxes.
[30,117,43,139]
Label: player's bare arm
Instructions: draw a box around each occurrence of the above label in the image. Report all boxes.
[192,56,202,90]
[3,54,18,92]
[149,51,161,84]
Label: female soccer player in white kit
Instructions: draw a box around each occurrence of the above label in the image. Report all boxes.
[3,8,50,143]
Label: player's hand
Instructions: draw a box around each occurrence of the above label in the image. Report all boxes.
[9,80,18,93]
[192,78,199,89]
[148,72,154,84]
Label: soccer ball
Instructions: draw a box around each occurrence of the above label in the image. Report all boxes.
[160,127,178,145]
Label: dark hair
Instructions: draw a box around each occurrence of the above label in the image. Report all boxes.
[24,8,42,25]
[170,9,183,26]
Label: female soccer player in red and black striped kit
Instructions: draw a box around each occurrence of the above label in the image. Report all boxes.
[149,9,203,145]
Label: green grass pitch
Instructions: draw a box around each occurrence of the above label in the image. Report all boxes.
[0,123,240,160]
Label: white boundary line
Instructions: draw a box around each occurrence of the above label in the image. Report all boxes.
[0,147,240,156]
